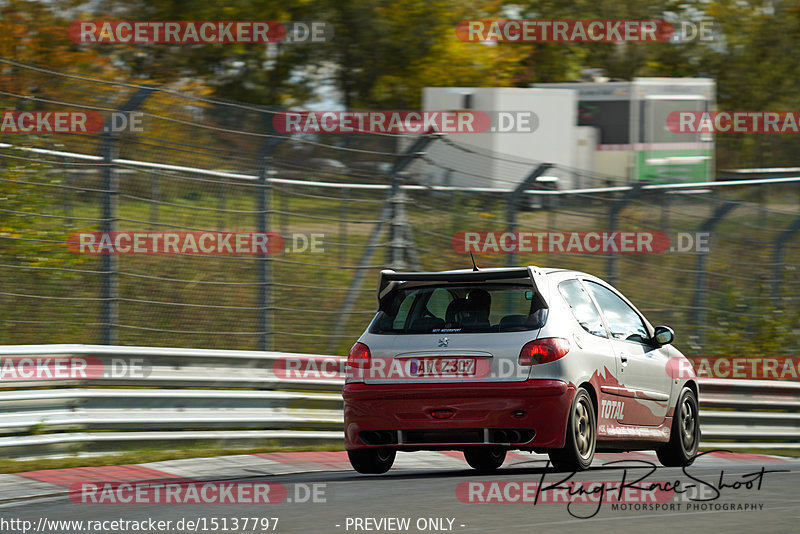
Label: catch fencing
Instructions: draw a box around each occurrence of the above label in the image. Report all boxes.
[0,58,799,361]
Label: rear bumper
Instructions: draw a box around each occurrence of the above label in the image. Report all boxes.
[343,380,574,450]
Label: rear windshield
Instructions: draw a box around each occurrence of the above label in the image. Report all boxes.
[370,284,546,334]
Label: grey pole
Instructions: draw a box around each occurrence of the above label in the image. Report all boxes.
[506,163,553,268]
[255,135,285,352]
[100,86,156,345]
[690,200,737,347]
[605,182,647,286]
[772,215,800,297]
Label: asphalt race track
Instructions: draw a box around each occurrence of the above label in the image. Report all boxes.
[1,450,798,534]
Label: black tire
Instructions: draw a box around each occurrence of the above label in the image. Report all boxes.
[549,387,596,471]
[348,448,396,474]
[657,387,699,467]
[463,447,506,472]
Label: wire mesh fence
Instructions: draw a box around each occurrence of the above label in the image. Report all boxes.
[1,59,799,358]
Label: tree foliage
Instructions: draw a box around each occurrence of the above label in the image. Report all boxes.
[3,0,800,166]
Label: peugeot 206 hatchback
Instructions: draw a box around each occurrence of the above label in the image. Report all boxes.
[343,266,699,474]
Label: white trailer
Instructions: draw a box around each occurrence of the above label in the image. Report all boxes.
[534,78,715,183]
[411,87,581,189]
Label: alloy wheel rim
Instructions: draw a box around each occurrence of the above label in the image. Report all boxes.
[681,397,697,450]
[574,397,594,459]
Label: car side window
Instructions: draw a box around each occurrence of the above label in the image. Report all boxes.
[558,279,607,338]
[584,281,649,344]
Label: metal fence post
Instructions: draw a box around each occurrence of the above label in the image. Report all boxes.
[506,163,553,268]
[605,183,646,286]
[388,175,409,270]
[255,135,285,352]
[100,86,155,345]
[772,215,800,297]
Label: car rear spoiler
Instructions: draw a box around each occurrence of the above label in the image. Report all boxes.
[377,267,548,309]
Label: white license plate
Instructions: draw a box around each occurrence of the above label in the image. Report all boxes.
[412,358,475,377]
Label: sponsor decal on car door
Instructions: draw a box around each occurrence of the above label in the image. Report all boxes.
[584,280,670,426]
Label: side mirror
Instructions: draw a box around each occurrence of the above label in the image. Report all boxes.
[653,325,674,346]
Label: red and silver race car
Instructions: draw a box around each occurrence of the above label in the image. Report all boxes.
[343,266,699,473]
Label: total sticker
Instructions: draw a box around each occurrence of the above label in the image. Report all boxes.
[601,399,625,420]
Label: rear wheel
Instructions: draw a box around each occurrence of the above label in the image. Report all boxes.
[464,447,506,472]
[348,448,396,474]
[657,387,699,467]
[549,387,596,471]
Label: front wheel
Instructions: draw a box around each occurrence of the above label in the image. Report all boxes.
[348,448,396,474]
[657,387,699,467]
[464,447,506,472]
[549,387,596,471]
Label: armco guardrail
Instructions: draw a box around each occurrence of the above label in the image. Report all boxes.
[0,344,344,457]
[694,378,800,449]
[0,345,797,458]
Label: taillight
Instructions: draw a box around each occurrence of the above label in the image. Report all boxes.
[519,338,570,365]
[347,342,372,368]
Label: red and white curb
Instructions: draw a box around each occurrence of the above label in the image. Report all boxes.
[0,450,794,505]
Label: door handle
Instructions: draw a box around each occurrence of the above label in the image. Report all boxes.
[619,353,628,365]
